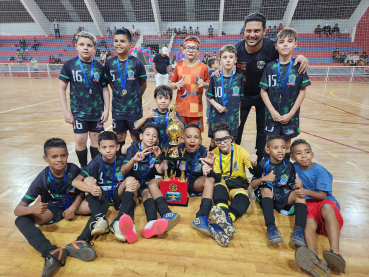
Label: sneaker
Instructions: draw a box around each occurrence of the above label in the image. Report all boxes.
[295,246,331,277]
[209,223,230,247]
[65,241,96,262]
[110,220,127,242]
[42,248,67,277]
[266,227,283,244]
[291,228,306,247]
[191,216,211,237]
[141,219,169,239]
[162,213,181,232]
[323,250,346,273]
[211,206,236,238]
[90,216,109,237]
[118,214,138,244]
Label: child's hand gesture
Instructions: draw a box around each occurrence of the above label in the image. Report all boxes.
[271,110,281,122]
[200,150,215,166]
[295,187,308,199]
[197,78,205,88]
[133,148,152,162]
[63,110,75,125]
[127,180,140,192]
[263,170,275,183]
[277,113,293,125]
[152,146,162,158]
[247,149,258,167]
[90,180,101,197]
[32,195,48,215]
[175,76,185,90]
[201,161,212,176]
[62,207,76,220]
[144,107,158,119]
[214,102,226,113]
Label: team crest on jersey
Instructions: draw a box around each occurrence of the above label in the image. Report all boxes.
[237,62,246,71]
[278,174,289,186]
[196,121,202,128]
[149,157,156,168]
[180,89,188,99]
[127,70,135,80]
[286,129,294,135]
[93,72,100,81]
[194,162,202,172]
[232,86,240,96]
[233,161,239,171]
[117,174,124,182]
[288,74,296,86]
[257,61,265,70]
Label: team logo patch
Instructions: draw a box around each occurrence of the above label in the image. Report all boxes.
[93,72,100,81]
[194,163,202,172]
[180,89,188,99]
[288,74,296,86]
[233,161,239,171]
[257,61,265,70]
[237,62,246,71]
[232,86,240,96]
[118,174,124,182]
[127,70,135,80]
[196,121,202,128]
[286,129,294,135]
[278,174,289,186]
[96,122,103,129]
[149,157,156,167]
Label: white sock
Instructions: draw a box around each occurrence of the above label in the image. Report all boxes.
[144,220,156,229]
[132,223,137,234]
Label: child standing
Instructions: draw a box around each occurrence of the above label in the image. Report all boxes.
[206,45,243,150]
[259,28,310,161]
[291,140,345,275]
[59,31,110,168]
[205,58,219,125]
[170,36,209,132]
[103,28,147,151]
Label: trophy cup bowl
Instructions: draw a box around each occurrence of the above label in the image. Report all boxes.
[166,121,182,146]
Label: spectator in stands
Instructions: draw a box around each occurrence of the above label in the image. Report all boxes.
[240,26,245,36]
[352,52,360,66]
[77,26,82,33]
[19,37,26,50]
[212,52,217,60]
[189,26,193,35]
[81,27,85,32]
[49,54,55,64]
[107,27,112,39]
[72,33,77,46]
[195,27,200,35]
[113,26,117,35]
[332,23,342,38]
[30,57,39,78]
[322,24,331,37]
[32,37,39,51]
[208,25,214,38]
[54,55,61,64]
[359,52,368,66]
[176,44,185,63]
[105,47,111,59]
[176,28,182,38]
[339,52,347,64]
[332,48,340,62]
[131,25,138,37]
[278,23,283,33]
[345,52,353,66]
[272,26,278,38]
[166,27,171,37]
[18,46,25,60]
[314,25,322,38]
[15,50,22,63]
[266,26,272,38]
[203,52,210,65]
[100,51,107,64]
[181,26,187,39]
[53,19,61,39]
[99,38,106,47]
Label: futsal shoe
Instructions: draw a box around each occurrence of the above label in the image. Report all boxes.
[118,214,138,244]
[110,220,127,242]
[90,216,109,236]
[267,226,284,244]
[295,246,331,277]
[323,250,346,273]
[209,223,230,247]
[211,206,236,237]
[162,213,181,232]
[191,216,211,237]
[291,227,306,247]
[141,219,169,239]
[65,241,96,261]
[42,248,67,277]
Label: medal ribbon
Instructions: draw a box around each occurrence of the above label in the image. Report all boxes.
[277,58,293,100]
[185,148,199,184]
[219,144,233,180]
[78,57,94,91]
[156,109,169,144]
[221,70,233,107]
[101,155,116,200]
[48,167,70,209]
[116,56,129,92]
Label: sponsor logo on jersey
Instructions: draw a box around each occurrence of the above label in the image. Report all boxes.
[93,72,100,81]
[286,129,294,135]
[194,162,202,172]
[257,61,265,70]
[237,62,246,71]
[232,86,240,96]
[233,161,239,171]
[278,174,289,186]
[288,74,296,86]
[127,70,135,80]
[180,89,188,99]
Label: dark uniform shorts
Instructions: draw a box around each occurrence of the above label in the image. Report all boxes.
[73,119,104,134]
[113,118,140,134]
[264,123,300,139]
[254,184,293,213]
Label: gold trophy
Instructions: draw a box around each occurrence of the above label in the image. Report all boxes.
[166,104,183,158]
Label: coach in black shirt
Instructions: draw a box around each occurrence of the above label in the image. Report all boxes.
[153,47,170,86]
[233,13,309,161]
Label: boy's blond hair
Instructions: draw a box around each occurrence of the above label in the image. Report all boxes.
[276,28,297,41]
[219,44,238,58]
[75,31,97,47]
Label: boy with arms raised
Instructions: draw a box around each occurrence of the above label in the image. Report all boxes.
[292,140,345,275]
[259,28,310,161]
[59,32,110,168]
[206,45,244,150]
[116,123,169,243]
[14,139,94,277]
[250,135,307,246]
[103,28,147,151]
[170,36,209,132]
[210,122,259,239]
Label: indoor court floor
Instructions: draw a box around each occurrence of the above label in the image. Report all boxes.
[0,78,368,276]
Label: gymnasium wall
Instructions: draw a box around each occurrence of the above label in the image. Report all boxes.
[354,7,369,52]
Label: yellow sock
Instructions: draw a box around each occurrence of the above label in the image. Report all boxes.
[217,203,229,209]
[229,213,236,222]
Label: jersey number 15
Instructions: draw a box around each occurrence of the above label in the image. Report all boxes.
[268,74,277,87]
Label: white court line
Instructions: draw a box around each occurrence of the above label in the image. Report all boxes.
[0,99,59,114]
[309,91,369,110]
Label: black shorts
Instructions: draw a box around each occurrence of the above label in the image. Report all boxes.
[188,177,203,197]
[264,123,300,139]
[112,181,149,210]
[225,177,249,190]
[46,202,66,224]
[254,184,292,213]
[113,118,140,134]
[73,119,104,134]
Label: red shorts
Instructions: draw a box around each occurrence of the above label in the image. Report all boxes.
[182,116,204,133]
[306,199,343,237]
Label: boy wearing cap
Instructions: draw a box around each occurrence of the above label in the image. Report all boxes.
[153,47,171,86]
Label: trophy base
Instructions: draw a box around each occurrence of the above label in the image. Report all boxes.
[160,177,188,207]
[169,152,179,158]
[169,139,179,146]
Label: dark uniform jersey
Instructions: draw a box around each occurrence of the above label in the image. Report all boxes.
[80,154,125,192]
[234,37,279,97]
[103,56,147,120]
[139,108,185,146]
[59,57,107,121]
[259,60,311,130]
[22,163,81,205]
[123,142,159,185]
[206,72,244,137]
